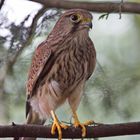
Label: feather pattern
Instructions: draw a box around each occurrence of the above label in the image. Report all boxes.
[18,9,96,140]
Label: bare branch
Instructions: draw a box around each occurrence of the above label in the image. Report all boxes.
[1,122,140,138]
[7,7,47,68]
[0,0,5,10]
[29,0,140,14]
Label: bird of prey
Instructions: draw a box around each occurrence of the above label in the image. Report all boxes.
[20,9,96,140]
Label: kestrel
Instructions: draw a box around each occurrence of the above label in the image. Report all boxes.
[20,9,96,140]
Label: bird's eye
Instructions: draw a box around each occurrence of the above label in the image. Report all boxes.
[70,14,81,23]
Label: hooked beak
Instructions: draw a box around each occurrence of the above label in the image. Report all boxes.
[86,22,92,29]
[82,18,93,29]
[82,22,92,29]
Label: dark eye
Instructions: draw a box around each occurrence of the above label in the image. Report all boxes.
[70,14,81,23]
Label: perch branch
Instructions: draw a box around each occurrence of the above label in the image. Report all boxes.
[0,122,140,138]
[29,0,140,14]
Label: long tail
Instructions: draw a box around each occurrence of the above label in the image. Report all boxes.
[14,110,45,140]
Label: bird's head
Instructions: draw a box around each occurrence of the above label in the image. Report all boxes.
[51,9,93,36]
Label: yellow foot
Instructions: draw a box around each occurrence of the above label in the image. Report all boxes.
[82,120,94,126]
[51,110,68,140]
[72,111,94,137]
[73,120,94,137]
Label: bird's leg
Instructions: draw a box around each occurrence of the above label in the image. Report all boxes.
[72,110,94,137]
[50,110,68,140]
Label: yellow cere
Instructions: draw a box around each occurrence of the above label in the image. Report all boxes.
[82,17,92,23]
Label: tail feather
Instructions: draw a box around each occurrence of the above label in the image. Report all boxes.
[14,110,45,140]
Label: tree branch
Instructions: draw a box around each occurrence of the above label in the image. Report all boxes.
[1,122,140,138]
[7,7,47,68]
[0,0,5,10]
[29,0,140,14]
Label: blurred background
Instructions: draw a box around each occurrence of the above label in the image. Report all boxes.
[0,0,140,139]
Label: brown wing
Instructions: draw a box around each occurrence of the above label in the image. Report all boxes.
[87,40,96,80]
[26,41,52,117]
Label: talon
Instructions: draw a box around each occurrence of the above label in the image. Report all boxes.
[60,123,68,129]
[50,110,68,140]
[83,120,94,126]
[51,122,56,134]
[73,120,86,137]
[80,124,86,137]
[72,111,95,137]
[74,121,79,128]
